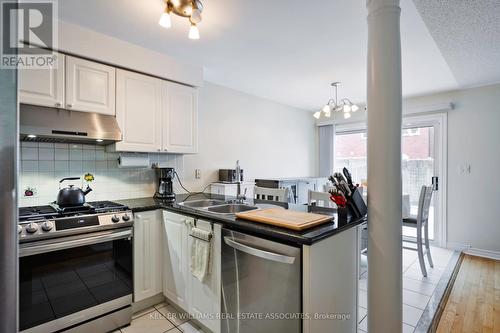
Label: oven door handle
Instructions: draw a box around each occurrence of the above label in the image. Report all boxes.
[19,228,133,257]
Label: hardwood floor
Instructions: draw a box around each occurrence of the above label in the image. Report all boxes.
[436,254,500,333]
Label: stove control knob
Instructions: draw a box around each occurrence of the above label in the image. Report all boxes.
[111,215,120,223]
[18,225,23,234]
[41,221,54,231]
[122,214,130,221]
[25,222,39,233]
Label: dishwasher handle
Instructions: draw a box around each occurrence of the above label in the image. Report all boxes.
[224,236,296,264]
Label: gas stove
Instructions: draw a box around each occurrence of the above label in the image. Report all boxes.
[18,200,133,242]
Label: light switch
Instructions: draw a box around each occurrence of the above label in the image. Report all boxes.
[195,169,201,179]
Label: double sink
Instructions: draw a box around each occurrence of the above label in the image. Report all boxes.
[178,199,259,215]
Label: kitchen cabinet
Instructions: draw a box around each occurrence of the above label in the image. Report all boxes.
[19,53,116,116]
[162,211,190,310]
[110,74,198,154]
[19,52,65,108]
[65,56,116,115]
[187,219,221,333]
[162,82,198,153]
[162,211,221,333]
[114,69,163,152]
[210,182,255,199]
[134,210,163,302]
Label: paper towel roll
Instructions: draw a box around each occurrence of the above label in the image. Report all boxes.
[118,153,150,168]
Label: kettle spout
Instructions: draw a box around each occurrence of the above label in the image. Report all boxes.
[83,186,93,196]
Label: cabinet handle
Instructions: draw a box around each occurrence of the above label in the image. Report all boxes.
[67,104,73,108]
[157,149,161,152]
[55,102,61,107]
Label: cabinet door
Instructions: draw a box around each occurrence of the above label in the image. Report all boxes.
[187,219,221,333]
[65,56,116,115]
[133,210,163,302]
[19,53,65,108]
[162,211,191,310]
[115,69,162,152]
[162,82,198,153]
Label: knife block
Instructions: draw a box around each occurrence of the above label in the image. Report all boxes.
[346,188,367,218]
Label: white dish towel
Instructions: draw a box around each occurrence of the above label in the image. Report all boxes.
[190,227,212,282]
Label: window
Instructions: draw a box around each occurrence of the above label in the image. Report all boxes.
[334,131,367,186]
[333,126,436,240]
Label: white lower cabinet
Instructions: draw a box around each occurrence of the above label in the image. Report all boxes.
[162,211,221,333]
[133,210,163,302]
[162,211,190,310]
[186,219,221,333]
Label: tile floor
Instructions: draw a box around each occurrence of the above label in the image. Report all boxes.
[357,246,455,333]
[113,302,206,333]
[114,247,455,333]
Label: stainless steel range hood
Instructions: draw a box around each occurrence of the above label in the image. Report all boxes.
[20,104,122,145]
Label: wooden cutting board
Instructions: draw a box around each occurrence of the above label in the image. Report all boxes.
[235,208,333,231]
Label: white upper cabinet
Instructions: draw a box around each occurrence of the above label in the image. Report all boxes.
[114,69,162,152]
[19,52,65,108]
[65,56,116,115]
[162,82,198,153]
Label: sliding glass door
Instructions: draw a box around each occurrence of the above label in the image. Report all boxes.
[332,114,446,245]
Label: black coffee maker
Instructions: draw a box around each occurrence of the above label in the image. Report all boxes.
[154,167,175,202]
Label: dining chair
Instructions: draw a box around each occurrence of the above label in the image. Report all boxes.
[403,185,434,277]
[254,186,289,203]
[307,190,336,208]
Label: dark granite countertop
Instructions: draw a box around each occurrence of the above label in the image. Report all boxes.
[116,193,366,246]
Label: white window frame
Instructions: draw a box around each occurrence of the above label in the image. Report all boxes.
[323,112,448,247]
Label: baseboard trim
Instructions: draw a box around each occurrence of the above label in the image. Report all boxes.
[445,242,470,251]
[464,248,500,260]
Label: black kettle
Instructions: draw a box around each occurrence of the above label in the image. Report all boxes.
[57,177,92,207]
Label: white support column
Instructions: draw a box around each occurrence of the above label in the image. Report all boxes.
[366,0,403,332]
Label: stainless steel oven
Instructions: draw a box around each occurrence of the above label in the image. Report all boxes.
[19,227,133,333]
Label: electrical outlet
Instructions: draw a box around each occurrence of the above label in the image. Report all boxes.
[195,169,201,179]
[458,164,471,175]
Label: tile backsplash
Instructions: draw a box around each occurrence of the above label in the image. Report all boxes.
[19,141,185,207]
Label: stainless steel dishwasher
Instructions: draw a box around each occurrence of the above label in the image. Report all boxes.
[221,229,301,333]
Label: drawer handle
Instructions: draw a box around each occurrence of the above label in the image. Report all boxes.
[223,237,295,264]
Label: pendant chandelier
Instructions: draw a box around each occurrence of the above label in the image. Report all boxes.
[159,0,203,40]
[314,82,359,119]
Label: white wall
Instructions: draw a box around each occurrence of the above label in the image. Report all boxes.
[316,83,500,253]
[182,82,317,190]
[405,84,500,253]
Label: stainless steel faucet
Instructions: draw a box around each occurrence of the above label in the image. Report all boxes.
[235,160,246,203]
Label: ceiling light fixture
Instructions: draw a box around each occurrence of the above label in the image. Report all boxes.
[159,0,203,40]
[315,82,359,119]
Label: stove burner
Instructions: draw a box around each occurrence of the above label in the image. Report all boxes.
[18,205,58,220]
[88,201,128,212]
[55,203,95,215]
[19,201,129,222]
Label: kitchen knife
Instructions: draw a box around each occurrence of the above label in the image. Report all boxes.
[343,167,354,187]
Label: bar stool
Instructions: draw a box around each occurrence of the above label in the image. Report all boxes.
[402,185,434,277]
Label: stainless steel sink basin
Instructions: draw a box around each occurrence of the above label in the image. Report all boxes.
[207,204,258,215]
[178,199,226,208]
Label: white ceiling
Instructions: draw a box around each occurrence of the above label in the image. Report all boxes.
[57,0,461,110]
[413,0,500,88]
